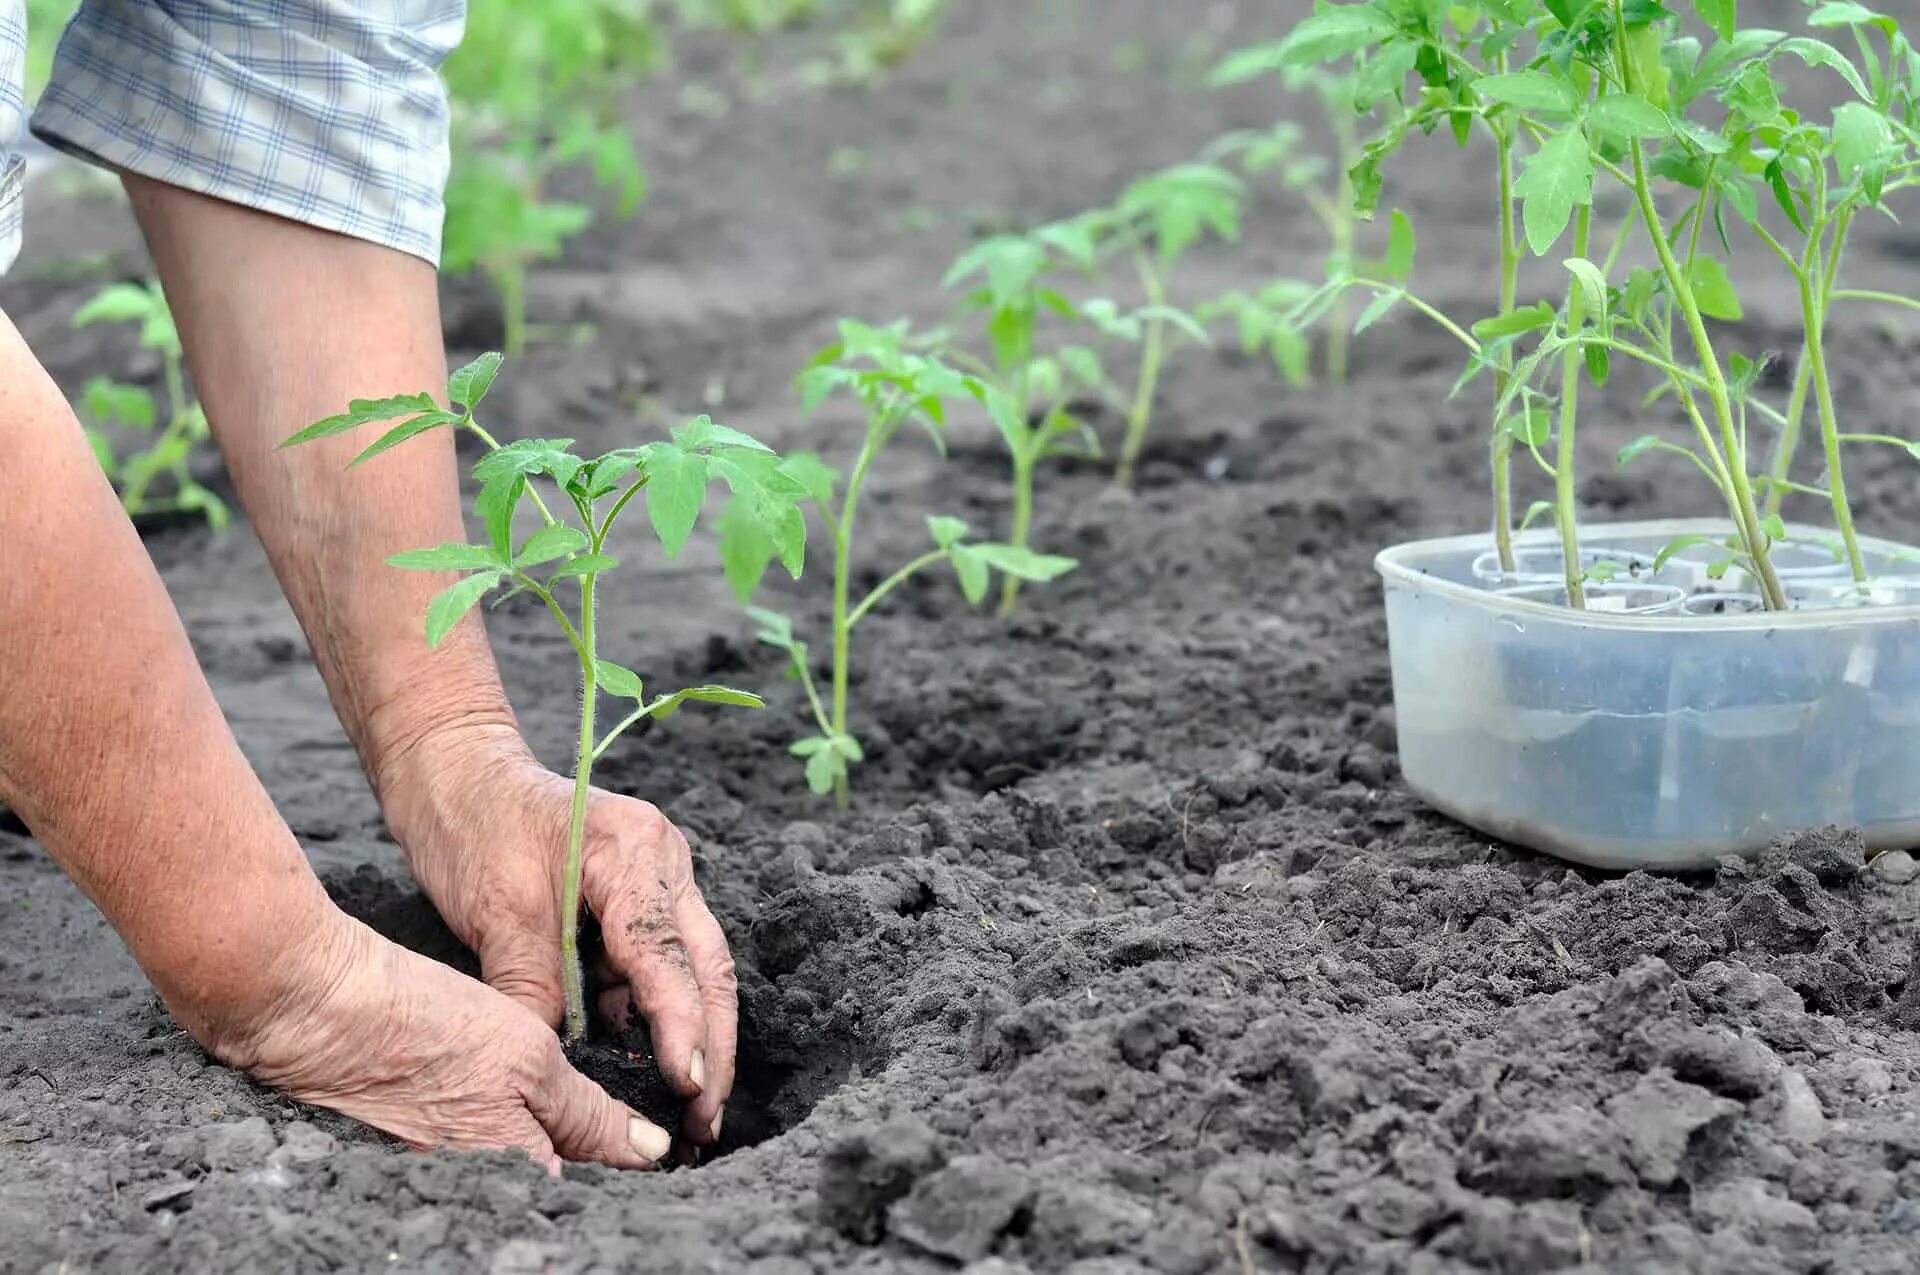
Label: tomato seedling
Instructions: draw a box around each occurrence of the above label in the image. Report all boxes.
[70,281,228,530]
[730,321,1075,802]
[282,353,805,1045]
[441,0,655,356]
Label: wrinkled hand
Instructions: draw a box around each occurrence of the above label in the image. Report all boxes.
[380,726,736,1148]
[217,915,674,1173]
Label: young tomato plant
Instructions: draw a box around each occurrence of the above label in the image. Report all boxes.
[441,0,655,356]
[281,353,805,1045]
[70,281,228,529]
[731,321,1076,803]
[1269,0,1920,611]
[932,226,1112,614]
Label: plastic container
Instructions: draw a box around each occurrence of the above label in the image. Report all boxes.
[1376,518,1920,869]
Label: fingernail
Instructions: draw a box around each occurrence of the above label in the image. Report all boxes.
[710,1106,725,1143]
[689,1048,707,1093]
[629,1116,672,1164]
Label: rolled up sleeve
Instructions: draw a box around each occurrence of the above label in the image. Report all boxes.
[29,0,464,265]
[1,1,24,275]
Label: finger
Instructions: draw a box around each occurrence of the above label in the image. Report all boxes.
[677,889,739,1146]
[480,928,566,1030]
[526,1040,671,1170]
[589,855,709,1099]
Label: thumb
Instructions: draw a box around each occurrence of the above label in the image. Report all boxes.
[527,1043,675,1170]
[479,929,566,1029]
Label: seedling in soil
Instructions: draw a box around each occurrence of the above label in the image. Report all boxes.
[1204,52,1402,384]
[441,0,655,356]
[281,353,805,1045]
[1268,0,1920,611]
[70,281,228,530]
[933,227,1112,613]
[731,321,1075,803]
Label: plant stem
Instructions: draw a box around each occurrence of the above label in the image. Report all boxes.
[998,454,1035,616]
[499,263,528,359]
[1325,112,1357,384]
[1627,141,1786,610]
[830,431,883,808]
[847,548,946,629]
[1554,206,1594,609]
[1115,254,1167,488]
[1491,120,1521,573]
[560,572,597,1046]
[1764,347,1813,519]
[1799,264,1868,584]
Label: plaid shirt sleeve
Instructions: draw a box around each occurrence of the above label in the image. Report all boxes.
[24,0,464,267]
[1,2,25,275]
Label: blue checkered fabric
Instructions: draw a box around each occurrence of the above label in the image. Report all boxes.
[1,3,25,275]
[2,0,463,277]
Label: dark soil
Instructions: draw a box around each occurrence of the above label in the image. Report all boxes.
[9,2,1920,1271]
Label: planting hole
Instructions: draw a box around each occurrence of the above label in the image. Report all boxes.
[324,867,868,1164]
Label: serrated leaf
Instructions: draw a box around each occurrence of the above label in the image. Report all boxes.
[1774,37,1871,102]
[778,452,841,508]
[281,393,441,449]
[348,411,465,467]
[1618,434,1664,466]
[640,443,709,557]
[1692,0,1735,42]
[477,475,525,557]
[748,606,798,651]
[471,439,582,488]
[1563,258,1608,329]
[517,523,589,568]
[1832,101,1893,186]
[651,685,765,718]
[595,660,645,699]
[1503,405,1555,445]
[1383,209,1416,283]
[1588,93,1670,138]
[803,746,842,796]
[1137,305,1212,345]
[674,415,775,455]
[1354,289,1402,334]
[387,543,507,572]
[1686,255,1744,320]
[448,352,504,412]
[949,544,991,605]
[1274,6,1399,66]
[424,571,505,649]
[1513,128,1595,256]
[974,544,1078,582]
[548,554,618,583]
[1475,70,1580,114]
[1585,344,1611,387]
[927,515,971,549]
[1472,302,1557,340]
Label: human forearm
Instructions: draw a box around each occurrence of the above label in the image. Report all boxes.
[0,311,347,1055]
[123,178,529,805]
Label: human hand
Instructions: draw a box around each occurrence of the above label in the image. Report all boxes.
[210,913,674,1173]
[377,724,737,1148]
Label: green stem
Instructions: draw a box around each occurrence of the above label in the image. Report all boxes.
[1554,207,1594,608]
[1350,280,1483,355]
[1829,288,1920,313]
[1115,255,1167,487]
[1325,111,1358,384]
[1764,348,1813,519]
[847,549,946,630]
[830,430,884,808]
[560,573,597,1046]
[1492,121,1521,572]
[998,454,1035,616]
[1628,140,1786,610]
[1800,267,1868,584]
[499,263,528,360]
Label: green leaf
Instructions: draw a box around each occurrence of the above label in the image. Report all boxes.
[348,411,465,467]
[1383,209,1416,283]
[424,571,505,649]
[1691,0,1735,42]
[717,495,775,603]
[72,283,158,329]
[477,475,526,558]
[595,660,646,699]
[1832,101,1893,186]
[1209,41,1290,86]
[747,606,798,651]
[471,438,583,488]
[779,452,841,508]
[1137,305,1212,345]
[832,735,865,762]
[927,515,971,549]
[650,685,766,718]
[1512,128,1595,256]
[1503,405,1554,445]
[973,545,1077,582]
[1808,1,1890,32]
[387,543,507,572]
[949,544,991,605]
[1588,93,1670,139]
[1774,38,1871,102]
[1759,513,1788,540]
[1474,70,1580,114]
[1518,500,1558,532]
[1275,6,1399,67]
[517,523,590,568]
[803,746,843,796]
[1354,289,1402,334]
[674,415,775,455]
[1563,258,1609,329]
[1618,434,1664,467]
[1472,302,1557,340]
[1686,255,1744,320]
[1059,345,1105,388]
[549,554,618,583]
[1585,344,1611,388]
[1653,534,1721,570]
[448,352,504,412]
[640,444,710,557]
[281,393,440,449]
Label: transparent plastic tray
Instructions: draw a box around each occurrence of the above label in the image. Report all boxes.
[1376,518,1920,869]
